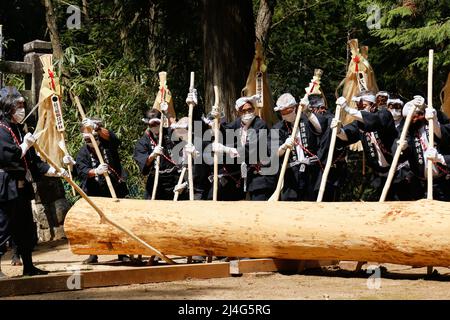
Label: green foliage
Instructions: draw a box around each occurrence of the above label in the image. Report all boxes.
[51,0,202,199]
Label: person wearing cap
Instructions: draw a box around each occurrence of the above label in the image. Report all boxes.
[332,91,398,200]
[75,116,129,264]
[383,97,423,200]
[210,95,275,201]
[133,108,180,200]
[0,87,66,277]
[399,96,450,201]
[272,93,323,201]
[375,91,390,110]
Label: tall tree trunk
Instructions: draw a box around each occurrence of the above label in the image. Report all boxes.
[42,0,64,61]
[202,0,255,120]
[255,0,276,49]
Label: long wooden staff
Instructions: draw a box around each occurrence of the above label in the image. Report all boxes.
[379,107,415,202]
[173,167,187,201]
[187,72,195,200]
[32,139,174,264]
[212,86,220,201]
[427,49,434,200]
[268,97,305,202]
[151,72,167,201]
[316,104,342,202]
[73,94,117,200]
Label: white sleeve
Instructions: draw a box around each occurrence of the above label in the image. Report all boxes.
[307,114,322,134]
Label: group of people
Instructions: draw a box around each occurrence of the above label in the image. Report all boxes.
[1,83,450,276]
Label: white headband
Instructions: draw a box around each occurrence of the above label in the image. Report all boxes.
[387,99,404,106]
[235,95,258,111]
[359,94,376,104]
[376,91,389,98]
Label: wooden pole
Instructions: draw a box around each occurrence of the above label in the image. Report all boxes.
[73,94,118,200]
[65,198,450,267]
[427,49,434,200]
[317,105,342,202]
[379,107,416,202]
[33,142,174,264]
[151,72,167,201]
[212,86,220,201]
[187,72,195,201]
[173,167,187,201]
[269,96,305,202]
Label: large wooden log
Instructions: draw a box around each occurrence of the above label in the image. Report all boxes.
[64,198,450,267]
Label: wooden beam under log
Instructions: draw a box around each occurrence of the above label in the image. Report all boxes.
[64,198,450,267]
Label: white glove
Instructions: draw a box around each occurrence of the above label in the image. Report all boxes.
[336,96,348,108]
[413,95,425,108]
[94,163,109,176]
[63,155,76,166]
[300,95,309,107]
[186,89,198,106]
[57,168,70,178]
[330,118,342,130]
[280,137,295,151]
[173,182,188,193]
[82,118,98,131]
[160,101,169,113]
[425,147,446,164]
[150,146,164,159]
[425,107,436,121]
[212,142,239,158]
[184,143,199,158]
[46,166,58,177]
[24,132,36,147]
[306,155,320,165]
[397,139,408,151]
[210,108,220,119]
[20,133,36,156]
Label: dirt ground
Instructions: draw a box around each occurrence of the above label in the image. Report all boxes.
[2,240,450,300]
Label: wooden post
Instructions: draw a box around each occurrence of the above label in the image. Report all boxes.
[65,198,450,267]
[317,105,342,202]
[187,72,195,201]
[427,49,434,200]
[212,85,220,201]
[151,72,167,201]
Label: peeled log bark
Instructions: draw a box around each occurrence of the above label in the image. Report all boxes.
[65,198,450,267]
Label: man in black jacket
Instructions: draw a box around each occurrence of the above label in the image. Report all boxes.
[0,87,64,277]
[75,118,129,264]
[210,95,275,200]
[332,92,399,200]
[272,93,323,201]
[134,109,180,200]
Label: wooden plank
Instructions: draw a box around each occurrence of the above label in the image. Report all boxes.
[0,263,231,297]
[0,61,33,74]
[82,262,230,288]
[0,272,82,298]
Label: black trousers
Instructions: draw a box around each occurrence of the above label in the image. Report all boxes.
[0,188,36,258]
[249,189,273,201]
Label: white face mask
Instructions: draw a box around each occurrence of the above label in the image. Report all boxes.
[390,109,402,121]
[282,111,296,123]
[241,113,255,125]
[12,107,25,123]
